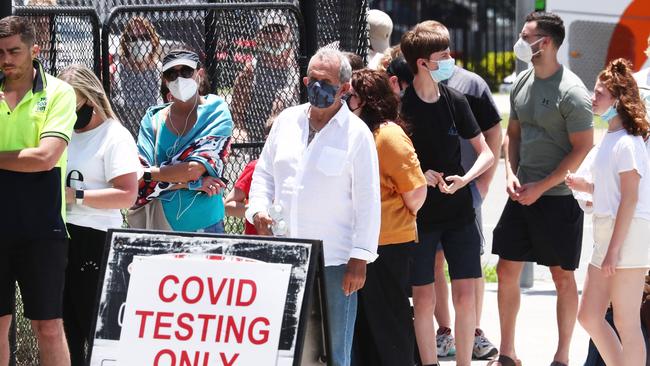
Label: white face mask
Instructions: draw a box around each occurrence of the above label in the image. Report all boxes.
[262,42,292,57]
[128,41,153,62]
[513,37,544,63]
[168,77,198,102]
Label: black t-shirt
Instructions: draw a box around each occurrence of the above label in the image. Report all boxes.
[443,66,501,132]
[443,66,501,173]
[401,83,481,229]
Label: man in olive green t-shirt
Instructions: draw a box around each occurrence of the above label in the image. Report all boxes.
[491,11,593,366]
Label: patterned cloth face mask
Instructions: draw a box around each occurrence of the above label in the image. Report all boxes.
[307,80,339,109]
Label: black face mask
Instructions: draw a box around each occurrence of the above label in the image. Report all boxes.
[75,104,93,130]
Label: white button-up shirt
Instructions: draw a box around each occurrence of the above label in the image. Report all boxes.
[246,102,381,266]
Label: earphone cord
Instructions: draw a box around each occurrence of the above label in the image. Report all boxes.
[167,93,199,159]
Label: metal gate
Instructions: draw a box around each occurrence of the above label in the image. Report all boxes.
[8,1,370,363]
[370,0,516,90]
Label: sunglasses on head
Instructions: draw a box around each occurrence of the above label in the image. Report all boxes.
[163,65,195,81]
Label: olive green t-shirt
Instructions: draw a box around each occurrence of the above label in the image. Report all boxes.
[510,66,593,196]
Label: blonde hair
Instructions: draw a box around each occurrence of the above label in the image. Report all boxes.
[28,0,57,5]
[377,44,402,73]
[58,64,116,122]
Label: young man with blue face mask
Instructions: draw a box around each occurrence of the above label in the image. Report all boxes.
[400,20,494,366]
[410,20,502,361]
[491,11,593,366]
[245,48,380,366]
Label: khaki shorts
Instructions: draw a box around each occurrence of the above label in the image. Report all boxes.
[592,216,650,269]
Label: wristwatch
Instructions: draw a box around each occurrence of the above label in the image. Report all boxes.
[143,168,152,183]
[75,189,84,205]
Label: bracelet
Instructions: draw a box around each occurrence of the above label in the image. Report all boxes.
[143,168,152,183]
[75,189,84,205]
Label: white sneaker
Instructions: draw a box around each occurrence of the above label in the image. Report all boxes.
[473,328,498,359]
[436,327,456,357]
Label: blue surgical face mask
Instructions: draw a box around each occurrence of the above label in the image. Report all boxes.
[600,103,618,123]
[429,58,455,82]
[307,80,340,109]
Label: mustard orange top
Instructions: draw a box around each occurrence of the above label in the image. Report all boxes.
[373,122,426,245]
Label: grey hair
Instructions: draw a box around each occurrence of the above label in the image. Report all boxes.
[307,47,353,83]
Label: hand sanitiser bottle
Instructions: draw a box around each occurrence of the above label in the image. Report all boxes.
[268,204,287,237]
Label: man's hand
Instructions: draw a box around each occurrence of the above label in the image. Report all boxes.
[252,211,273,236]
[65,186,75,204]
[440,175,467,195]
[424,169,445,188]
[517,181,545,206]
[506,173,522,201]
[342,258,367,296]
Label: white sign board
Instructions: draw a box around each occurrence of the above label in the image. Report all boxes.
[89,230,321,366]
[117,256,291,366]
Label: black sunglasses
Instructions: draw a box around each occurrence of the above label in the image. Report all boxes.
[163,65,195,81]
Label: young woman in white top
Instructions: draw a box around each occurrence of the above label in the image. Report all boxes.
[566,58,650,366]
[58,64,141,366]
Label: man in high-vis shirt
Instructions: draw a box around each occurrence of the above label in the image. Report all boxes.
[0,16,76,366]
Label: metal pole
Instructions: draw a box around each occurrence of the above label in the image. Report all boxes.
[515,0,535,76]
[516,0,536,289]
[204,0,217,92]
[300,0,319,58]
[1,0,12,19]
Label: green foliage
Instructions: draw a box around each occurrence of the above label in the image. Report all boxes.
[443,262,497,283]
[593,115,607,129]
[483,264,498,283]
[464,51,516,91]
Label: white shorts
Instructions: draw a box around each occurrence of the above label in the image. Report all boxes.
[591,215,650,269]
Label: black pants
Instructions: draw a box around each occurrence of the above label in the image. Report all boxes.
[63,224,107,366]
[353,243,415,366]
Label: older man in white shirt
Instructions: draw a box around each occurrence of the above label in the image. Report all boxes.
[245,48,381,366]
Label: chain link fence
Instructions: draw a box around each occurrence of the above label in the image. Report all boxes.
[13,0,299,23]
[301,0,369,60]
[12,6,100,76]
[8,1,369,363]
[9,290,37,366]
[101,3,305,234]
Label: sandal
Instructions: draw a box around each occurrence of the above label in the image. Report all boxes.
[487,355,523,366]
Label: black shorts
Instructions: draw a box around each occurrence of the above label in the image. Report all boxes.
[410,221,482,286]
[492,195,583,270]
[0,238,68,319]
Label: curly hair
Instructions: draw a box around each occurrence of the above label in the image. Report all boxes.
[351,69,409,134]
[598,58,650,137]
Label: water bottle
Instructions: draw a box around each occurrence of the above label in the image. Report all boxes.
[268,204,287,237]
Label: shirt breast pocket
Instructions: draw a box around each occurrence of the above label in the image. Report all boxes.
[30,111,47,133]
[316,146,347,176]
